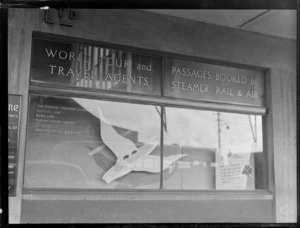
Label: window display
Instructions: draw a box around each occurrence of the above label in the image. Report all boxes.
[24,95,164,189]
[24,95,266,190]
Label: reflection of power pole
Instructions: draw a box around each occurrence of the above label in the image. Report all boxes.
[217,112,221,153]
[214,112,229,154]
[155,106,167,132]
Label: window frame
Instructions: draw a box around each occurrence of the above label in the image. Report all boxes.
[23,31,273,200]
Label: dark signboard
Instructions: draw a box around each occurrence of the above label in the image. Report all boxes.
[8,95,22,196]
[31,37,162,95]
[164,58,265,107]
[30,35,265,107]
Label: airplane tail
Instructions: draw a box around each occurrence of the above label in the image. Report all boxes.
[97,106,111,124]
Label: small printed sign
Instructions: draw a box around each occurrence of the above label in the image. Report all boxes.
[215,151,255,190]
[8,95,22,196]
[164,58,265,107]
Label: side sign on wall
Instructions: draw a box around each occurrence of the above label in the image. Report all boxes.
[44,9,78,27]
[8,95,22,196]
[164,58,265,107]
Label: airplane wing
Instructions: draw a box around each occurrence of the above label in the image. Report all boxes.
[161,154,187,171]
[135,140,158,158]
[130,154,187,173]
[98,107,137,160]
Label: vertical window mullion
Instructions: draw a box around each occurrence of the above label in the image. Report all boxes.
[160,57,165,190]
[160,105,164,190]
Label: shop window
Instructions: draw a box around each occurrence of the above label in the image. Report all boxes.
[24,95,267,191]
[24,33,268,192]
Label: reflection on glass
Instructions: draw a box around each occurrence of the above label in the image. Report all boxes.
[163,108,266,190]
[24,95,161,189]
[24,95,267,191]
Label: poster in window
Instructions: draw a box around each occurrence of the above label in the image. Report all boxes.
[215,147,255,190]
[24,95,184,190]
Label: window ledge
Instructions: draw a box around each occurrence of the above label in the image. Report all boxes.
[22,190,273,201]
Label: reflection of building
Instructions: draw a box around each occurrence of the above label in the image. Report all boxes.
[7,8,296,224]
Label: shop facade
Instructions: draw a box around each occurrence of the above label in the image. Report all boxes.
[8,9,296,223]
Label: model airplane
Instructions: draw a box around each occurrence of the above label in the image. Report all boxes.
[92,107,187,184]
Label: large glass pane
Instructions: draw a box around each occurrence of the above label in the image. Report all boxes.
[24,95,160,189]
[163,107,266,190]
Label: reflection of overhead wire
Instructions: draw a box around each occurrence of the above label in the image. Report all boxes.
[155,106,167,132]
[248,115,257,143]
